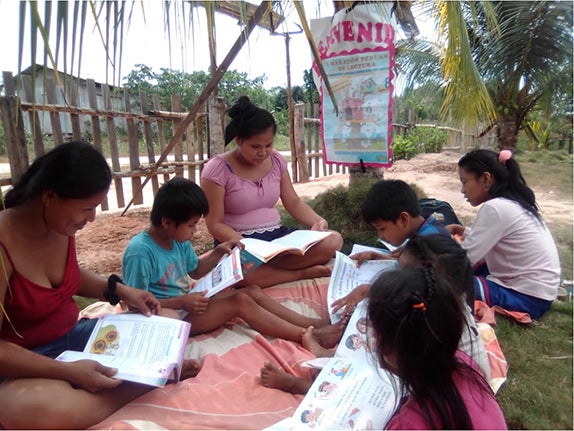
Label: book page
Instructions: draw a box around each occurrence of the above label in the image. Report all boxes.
[327,251,397,323]
[56,314,191,387]
[241,230,332,263]
[190,247,244,297]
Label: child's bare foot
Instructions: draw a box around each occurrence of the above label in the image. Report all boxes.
[259,362,312,395]
[311,322,345,349]
[301,265,332,280]
[180,358,202,380]
[302,326,336,357]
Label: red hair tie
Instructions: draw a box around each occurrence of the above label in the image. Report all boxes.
[412,302,426,312]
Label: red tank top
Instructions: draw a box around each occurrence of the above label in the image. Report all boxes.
[0,237,81,349]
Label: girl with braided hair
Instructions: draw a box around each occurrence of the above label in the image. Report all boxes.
[368,267,507,429]
[447,149,560,319]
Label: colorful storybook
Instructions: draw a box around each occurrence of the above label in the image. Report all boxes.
[240,230,333,266]
[267,301,401,430]
[327,250,397,323]
[190,247,244,297]
[56,313,191,387]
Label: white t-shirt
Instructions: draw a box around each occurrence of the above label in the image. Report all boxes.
[462,198,560,301]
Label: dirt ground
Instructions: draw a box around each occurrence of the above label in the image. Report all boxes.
[76,151,573,277]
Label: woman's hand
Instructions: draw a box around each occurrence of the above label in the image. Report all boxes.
[116,284,161,316]
[182,292,209,315]
[330,284,370,319]
[311,218,329,231]
[66,359,124,392]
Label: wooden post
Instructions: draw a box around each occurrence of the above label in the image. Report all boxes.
[124,88,143,205]
[152,94,171,184]
[0,96,29,183]
[87,79,109,211]
[207,95,226,158]
[294,103,309,182]
[140,91,160,195]
[171,95,184,177]
[103,84,125,208]
[21,75,45,157]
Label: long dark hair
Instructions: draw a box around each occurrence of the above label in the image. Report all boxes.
[402,234,475,308]
[458,149,539,219]
[368,267,476,429]
[2,141,112,209]
[224,96,277,145]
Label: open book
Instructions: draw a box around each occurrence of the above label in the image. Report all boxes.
[266,301,401,430]
[56,313,191,387]
[327,250,397,323]
[190,247,244,297]
[240,230,333,265]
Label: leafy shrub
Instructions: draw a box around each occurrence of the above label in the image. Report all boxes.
[391,126,448,160]
[409,126,446,153]
[391,134,418,160]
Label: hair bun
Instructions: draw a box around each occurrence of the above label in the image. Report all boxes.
[228,96,256,119]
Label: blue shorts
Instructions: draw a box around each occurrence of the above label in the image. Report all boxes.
[474,275,553,320]
[32,318,98,358]
[214,226,297,246]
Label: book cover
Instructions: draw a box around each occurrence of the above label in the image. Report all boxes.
[190,247,244,297]
[56,313,191,387]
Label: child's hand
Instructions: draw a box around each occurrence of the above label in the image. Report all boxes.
[183,291,209,315]
[214,239,244,257]
[349,251,392,264]
[330,284,370,318]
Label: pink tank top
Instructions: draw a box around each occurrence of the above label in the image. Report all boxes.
[0,237,81,349]
[201,150,287,235]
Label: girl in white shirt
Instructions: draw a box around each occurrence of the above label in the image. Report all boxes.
[447,149,560,319]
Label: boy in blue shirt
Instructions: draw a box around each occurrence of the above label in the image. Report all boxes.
[331,179,452,317]
[122,177,343,346]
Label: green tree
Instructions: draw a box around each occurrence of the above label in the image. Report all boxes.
[123,65,273,112]
[398,1,573,150]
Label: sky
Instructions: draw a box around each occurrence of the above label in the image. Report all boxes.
[0,0,339,89]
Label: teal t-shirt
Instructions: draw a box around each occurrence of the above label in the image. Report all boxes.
[122,230,200,299]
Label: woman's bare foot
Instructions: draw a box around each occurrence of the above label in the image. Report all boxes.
[310,321,345,349]
[301,265,332,280]
[180,359,202,380]
[302,326,336,357]
[259,362,312,394]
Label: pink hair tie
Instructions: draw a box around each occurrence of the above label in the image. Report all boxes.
[498,149,512,165]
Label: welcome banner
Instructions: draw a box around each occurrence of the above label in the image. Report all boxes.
[311,3,396,167]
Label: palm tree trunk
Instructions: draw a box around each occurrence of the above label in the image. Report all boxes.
[497,113,520,150]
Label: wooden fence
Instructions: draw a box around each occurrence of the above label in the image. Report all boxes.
[1,71,490,213]
[0,71,355,212]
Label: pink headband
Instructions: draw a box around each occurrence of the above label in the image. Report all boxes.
[498,150,512,165]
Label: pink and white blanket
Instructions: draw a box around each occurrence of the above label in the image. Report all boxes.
[81,278,507,430]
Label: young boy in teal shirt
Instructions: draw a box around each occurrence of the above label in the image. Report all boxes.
[122,177,343,345]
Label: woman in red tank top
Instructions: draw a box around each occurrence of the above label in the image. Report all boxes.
[0,142,191,429]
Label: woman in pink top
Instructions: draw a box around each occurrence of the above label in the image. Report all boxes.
[201,96,343,287]
[368,267,507,430]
